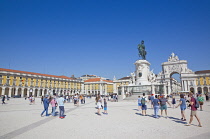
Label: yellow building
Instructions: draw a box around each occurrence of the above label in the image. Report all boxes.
[0,68,84,97]
[113,76,131,94]
[193,70,210,93]
[84,78,113,95]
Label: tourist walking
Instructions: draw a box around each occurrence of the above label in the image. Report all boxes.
[103,98,108,114]
[58,94,65,119]
[205,92,209,101]
[83,95,86,104]
[159,95,171,118]
[150,94,155,108]
[29,96,33,105]
[32,95,35,104]
[152,95,160,118]
[96,95,102,116]
[186,93,202,127]
[74,94,78,106]
[41,96,44,104]
[50,97,57,116]
[137,96,142,111]
[172,95,176,108]
[141,93,148,116]
[2,95,6,105]
[176,94,187,121]
[41,95,50,117]
[197,94,204,111]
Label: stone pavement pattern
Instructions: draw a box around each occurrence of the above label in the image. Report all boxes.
[0,97,210,139]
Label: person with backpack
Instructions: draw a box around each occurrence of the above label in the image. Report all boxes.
[159,95,171,118]
[186,93,202,127]
[141,93,148,116]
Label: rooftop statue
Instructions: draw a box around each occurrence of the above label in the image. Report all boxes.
[138,40,147,60]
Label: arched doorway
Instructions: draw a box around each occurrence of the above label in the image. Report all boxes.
[12,88,16,97]
[197,87,202,93]
[170,72,181,93]
[44,89,47,95]
[5,88,9,96]
[190,87,194,93]
[18,88,21,97]
[35,89,38,97]
[0,87,2,96]
[29,88,33,96]
[39,89,43,96]
[204,87,208,94]
[24,88,27,97]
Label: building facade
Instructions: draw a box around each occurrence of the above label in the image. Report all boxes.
[0,68,84,97]
[84,78,113,95]
[193,70,210,94]
[113,76,131,94]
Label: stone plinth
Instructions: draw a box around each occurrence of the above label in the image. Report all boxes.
[135,60,151,85]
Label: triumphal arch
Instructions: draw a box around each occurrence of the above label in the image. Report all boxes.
[159,53,195,93]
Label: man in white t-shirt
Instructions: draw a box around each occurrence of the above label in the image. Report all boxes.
[57,94,65,119]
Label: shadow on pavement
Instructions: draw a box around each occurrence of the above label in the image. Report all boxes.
[168,116,187,124]
[133,109,139,111]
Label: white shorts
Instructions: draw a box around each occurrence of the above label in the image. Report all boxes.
[97,102,102,109]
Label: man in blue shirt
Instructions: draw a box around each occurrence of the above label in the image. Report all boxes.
[41,95,49,117]
[152,95,160,118]
[150,94,155,108]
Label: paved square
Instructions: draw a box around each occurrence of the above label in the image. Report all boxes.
[0,97,210,139]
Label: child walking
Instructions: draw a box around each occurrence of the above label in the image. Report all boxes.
[103,98,108,115]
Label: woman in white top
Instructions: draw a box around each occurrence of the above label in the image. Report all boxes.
[96,95,102,115]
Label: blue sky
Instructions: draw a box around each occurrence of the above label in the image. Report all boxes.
[0,0,210,80]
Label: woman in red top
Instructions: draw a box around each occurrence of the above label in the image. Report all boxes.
[186,93,202,127]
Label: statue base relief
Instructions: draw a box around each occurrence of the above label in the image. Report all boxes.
[135,60,151,86]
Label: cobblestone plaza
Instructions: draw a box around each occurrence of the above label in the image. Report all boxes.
[0,98,210,139]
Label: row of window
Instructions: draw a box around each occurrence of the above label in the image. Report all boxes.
[197,77,210,86]
[0,75,82,89]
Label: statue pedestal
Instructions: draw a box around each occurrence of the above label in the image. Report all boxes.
[135,60,151,85]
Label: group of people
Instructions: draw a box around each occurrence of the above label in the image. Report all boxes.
[95,94,108,116]
[41,94,65,119]
[28,95,35,105]
[73,94,86,106]
[137,92,204,127]
[40,94,87,119]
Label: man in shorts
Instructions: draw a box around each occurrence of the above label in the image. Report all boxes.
[137,96,142,111]
[159,95,171,118]
[150,94,154,108]
[141,93,148,116]
[186,93,202,127]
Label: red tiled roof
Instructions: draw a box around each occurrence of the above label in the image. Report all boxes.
[0,68,73,80]
[118,76,131,80]
[195,70,210,74]
[84,78,113,83]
